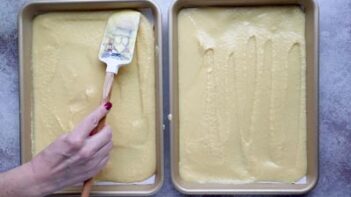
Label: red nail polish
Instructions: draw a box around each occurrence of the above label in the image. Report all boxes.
[104,102,112,110]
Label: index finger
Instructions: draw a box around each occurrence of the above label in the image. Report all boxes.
[72,102,112,138]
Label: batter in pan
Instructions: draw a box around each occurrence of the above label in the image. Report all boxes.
[178,6,306,183]
[32,11,156,183]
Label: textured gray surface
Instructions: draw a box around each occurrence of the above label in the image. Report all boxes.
[0,0,350,196]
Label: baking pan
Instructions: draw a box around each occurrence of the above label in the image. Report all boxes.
[169,0,319,194]
[19,0,163,195]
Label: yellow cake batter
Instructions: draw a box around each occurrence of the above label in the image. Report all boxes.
[32,11,156,182]
[178,7,306,183]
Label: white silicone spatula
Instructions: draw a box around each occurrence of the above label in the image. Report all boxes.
[98,10,141,104]
[81,10,140,197]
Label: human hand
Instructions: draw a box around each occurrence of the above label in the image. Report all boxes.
[28,102,113,196]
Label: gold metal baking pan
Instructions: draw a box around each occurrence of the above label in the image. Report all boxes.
[169,0,319,194]
[19,0,163,195]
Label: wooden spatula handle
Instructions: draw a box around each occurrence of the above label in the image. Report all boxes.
[81,72,115,197]
[81,178,94,197]
[81,117,106,197]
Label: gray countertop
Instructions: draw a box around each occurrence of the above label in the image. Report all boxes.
[0,0,350,196]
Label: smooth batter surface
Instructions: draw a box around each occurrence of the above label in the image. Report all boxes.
[32,11,156,182]
[178,7,306,183]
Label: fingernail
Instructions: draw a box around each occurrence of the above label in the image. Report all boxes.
[104,102,112,110]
